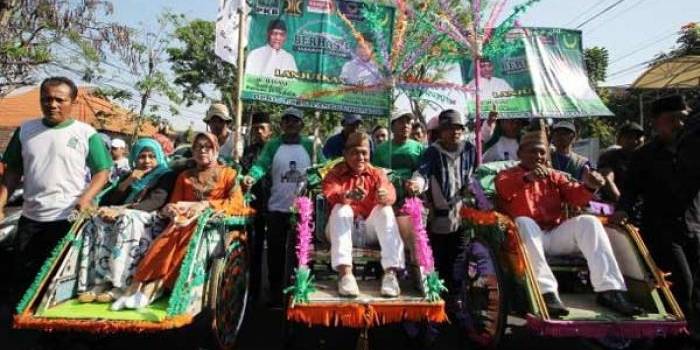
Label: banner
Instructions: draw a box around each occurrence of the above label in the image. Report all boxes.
[241,0,394,115]
[410,27,613,119]
[215,0,248,65]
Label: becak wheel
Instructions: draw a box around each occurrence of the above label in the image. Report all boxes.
[453,238,507,349]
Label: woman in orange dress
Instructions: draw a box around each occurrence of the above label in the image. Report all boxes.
[112,132,252,310]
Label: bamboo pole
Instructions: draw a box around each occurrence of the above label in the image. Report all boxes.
[232,8,247,162]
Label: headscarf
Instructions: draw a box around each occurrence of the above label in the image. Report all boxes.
[188,132,224,199]
[124,138,170,203]
[192,132,221,168]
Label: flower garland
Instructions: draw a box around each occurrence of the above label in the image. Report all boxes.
[284,196,317,306]
[401,197,446,302]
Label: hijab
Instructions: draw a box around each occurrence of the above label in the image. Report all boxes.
[124,138,170,203]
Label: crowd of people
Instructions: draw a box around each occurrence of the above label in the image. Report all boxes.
[1,76,699,342]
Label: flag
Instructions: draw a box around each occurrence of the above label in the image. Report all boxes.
[215,0,247,65]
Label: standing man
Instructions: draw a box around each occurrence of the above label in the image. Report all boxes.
[109,138,131,182]
[482,118,525,163]
[410,110,477,293]
[496,127,642,317]
[597,122,645,203]
[0,77,112,303]
[371,125,389,146]
[372,110,426,208]
[550,120,591,181]
[240,111,274,303]
[323,113,364,159]
[204,103,236,162]
[411,122,428,145]
[242,107,324,307]
[246,19,298,78]
[614,95,700,315]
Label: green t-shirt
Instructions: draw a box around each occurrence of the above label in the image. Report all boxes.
[372,139,425,203]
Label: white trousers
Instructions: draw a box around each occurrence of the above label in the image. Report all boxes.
[515,215,626,294]
[327,204,405,271]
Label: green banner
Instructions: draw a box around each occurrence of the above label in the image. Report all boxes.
[242,0,394,115]
[403,27,613,119]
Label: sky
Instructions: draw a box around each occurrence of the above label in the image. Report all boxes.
[53,0,700,130]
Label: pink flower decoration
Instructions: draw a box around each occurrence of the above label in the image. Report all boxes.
[402,197,435,272]
[294,196,314,267]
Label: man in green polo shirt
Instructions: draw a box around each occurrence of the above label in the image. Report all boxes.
[0,76,112,303]
[372,110,426,208]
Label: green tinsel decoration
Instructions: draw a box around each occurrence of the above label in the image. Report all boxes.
[283,266,317,308]
[217,216,252,227]
[166,208,213,316]
[483,0,542,60]
[424,271,448,302]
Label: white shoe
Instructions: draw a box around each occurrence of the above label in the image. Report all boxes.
[338,274,360,298]
[110,295,129,311]
[381,271,400,298]
[130,292,148,309]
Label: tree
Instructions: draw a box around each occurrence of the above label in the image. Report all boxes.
[584,47,609,87]
[0,0,132,96]
[651,22,700,64]
[166,18,236,109]
[109,13,181,140]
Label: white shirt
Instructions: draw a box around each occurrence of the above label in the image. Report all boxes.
[268,144,311,212]
[245,44,298,78]
[18,119,99,221]
[482,136,519,163]
[466,77,514,99]
[219,132,235,160]
[340,58,381,85]
[111,157,131,182]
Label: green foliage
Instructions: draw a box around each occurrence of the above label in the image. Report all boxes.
[652,22,700,65]
[584,47,609,86]
[166,18,236,109]
[0,0,132,95]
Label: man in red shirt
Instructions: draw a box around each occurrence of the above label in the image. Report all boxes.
[495,126,642,317]
[323,133,404,298]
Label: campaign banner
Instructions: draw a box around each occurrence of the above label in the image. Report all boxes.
[242,0,394,115]
[412,27,613,119]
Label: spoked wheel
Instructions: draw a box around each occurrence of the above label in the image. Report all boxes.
[212,239,249,350]
[453,238,507,349]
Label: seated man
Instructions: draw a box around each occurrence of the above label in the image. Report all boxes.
[322,133,405,298]
[495,127,643,317]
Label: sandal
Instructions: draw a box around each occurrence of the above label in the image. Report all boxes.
[77,291,97,303]
[96,288,123,303]
[78,284,108,303]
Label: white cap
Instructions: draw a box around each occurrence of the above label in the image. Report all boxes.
[390,109,414,123]
[111,138,126,148]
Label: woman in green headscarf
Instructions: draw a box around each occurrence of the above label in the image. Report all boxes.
[77,138,178,304]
